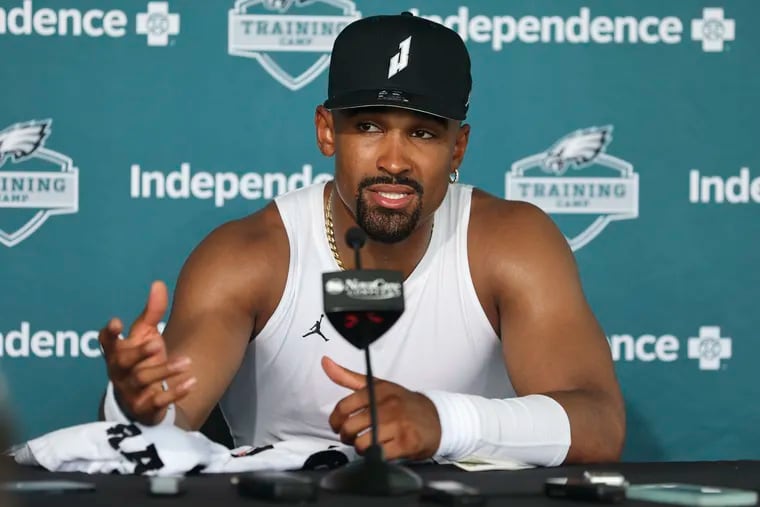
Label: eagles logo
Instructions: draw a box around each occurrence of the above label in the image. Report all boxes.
[0,120,51,168]
[261,0,316,12]
[542,126,612,176]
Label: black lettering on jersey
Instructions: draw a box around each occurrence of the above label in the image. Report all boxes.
[106,423,141,450]
[122,444,164,474]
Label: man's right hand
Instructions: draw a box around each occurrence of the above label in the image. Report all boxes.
[99,281,196,425]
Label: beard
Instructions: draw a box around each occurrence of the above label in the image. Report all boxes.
[355,176,424,244]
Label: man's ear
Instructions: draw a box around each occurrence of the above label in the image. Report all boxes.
[315,105,336,157]
[451,122,471,171]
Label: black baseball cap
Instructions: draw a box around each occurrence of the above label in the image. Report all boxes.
[324,12,472,121]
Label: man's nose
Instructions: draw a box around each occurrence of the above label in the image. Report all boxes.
[376,131,412,177]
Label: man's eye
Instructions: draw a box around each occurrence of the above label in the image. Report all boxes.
[412,129,434,139]
[357,122,381,132]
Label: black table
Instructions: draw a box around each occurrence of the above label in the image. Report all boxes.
[3,459,759,506]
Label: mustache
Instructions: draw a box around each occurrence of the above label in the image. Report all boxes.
[357,175,424,195]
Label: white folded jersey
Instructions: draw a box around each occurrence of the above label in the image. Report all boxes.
[9,421,356,475]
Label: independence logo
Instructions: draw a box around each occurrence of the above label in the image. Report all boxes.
[608,325,733,371]
[227,0,360,90]
[505,126,638,251]
[408,6,735,53]
[0,1,180,47]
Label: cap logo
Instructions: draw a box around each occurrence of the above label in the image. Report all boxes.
[387,35,411,78]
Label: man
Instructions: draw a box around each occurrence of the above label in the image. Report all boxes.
[0,371,17,506]
[99,13,625,465]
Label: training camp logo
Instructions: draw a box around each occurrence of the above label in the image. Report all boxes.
[228,0,360,90]
[0,120,78,247]
[0,1,180,47]
[408,6,734,53]
[505,126,638,251]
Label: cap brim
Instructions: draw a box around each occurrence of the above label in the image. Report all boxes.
[324,89,466,121]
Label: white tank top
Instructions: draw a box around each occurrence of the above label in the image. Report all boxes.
[220,182,515,447]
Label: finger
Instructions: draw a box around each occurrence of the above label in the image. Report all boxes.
[132,375,197,418]
[329,390,369,432]
[98,317,124,356]
[130,281,169,338]
[126,334,168,369]
[321,356,366,391]
[353,422,398,455]
[329,383,396,432]
[338,409,371,445]
[107,317,124,337]
[147,376,197,410]
[130,357,192,390]
[109,337,165,374]
[378,438,407,461]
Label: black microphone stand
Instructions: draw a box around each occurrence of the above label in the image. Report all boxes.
[319,229,422,496]
[352,236,382,463]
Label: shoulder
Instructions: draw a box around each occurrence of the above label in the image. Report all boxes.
[468,188,571,258]
[185,202,287,270]
[174,202,289,316]
[467,188,578,301]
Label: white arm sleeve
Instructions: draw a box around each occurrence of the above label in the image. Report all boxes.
[103,381,176,426]
[421,391,571,467]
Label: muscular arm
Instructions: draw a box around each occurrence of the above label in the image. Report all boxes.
[161,205,289,430]
[473,193,625,463]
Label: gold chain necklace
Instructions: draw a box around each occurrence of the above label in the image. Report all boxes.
[325,190,346,270]
[324,189,434,271]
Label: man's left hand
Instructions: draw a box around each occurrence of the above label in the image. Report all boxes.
[322,356,441,461]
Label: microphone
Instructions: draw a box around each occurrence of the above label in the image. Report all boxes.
[322,228,404,349]
[320,227,422,496]
[345,226,366,250]
[345,227,366,270]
